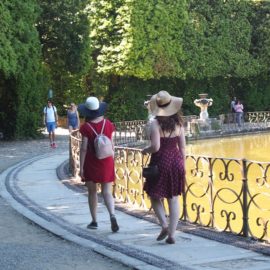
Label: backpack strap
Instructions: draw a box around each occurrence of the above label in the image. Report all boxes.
[87,122,98,136]
[45,106,47,123]
[45,105,57,123]
[100,119,106,134]
[87,119,106,136]
[52,105,57,121]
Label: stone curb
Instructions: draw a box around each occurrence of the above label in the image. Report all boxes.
[0,155,191,270]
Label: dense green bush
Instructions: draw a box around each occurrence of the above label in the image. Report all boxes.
[89,0,270,121]
[2,0,270,138]
[105,77,186,121]
[182,0,261,79]
[37,0,92,115]
[0,0,46,139]
[89,0,188,79]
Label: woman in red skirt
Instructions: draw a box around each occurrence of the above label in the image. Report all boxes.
[78,96,119,232]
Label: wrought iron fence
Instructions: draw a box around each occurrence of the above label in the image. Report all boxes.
[114,120,147,146]
[218,111,270,132]
[69,129,81,178]
[70,117,270,243]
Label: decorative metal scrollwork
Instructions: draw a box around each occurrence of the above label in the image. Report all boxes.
[69,121,270,244]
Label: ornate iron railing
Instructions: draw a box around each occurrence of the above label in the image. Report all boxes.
[184,156,270,241]
[69,129,81,178]
[114,116,199,143]
[70,118,270,243]
[114,120,147,145]
[246,111,270,123]
[188,111,270,137]
[217,111,270,134]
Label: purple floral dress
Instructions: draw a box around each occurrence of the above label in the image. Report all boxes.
[144,136,185,199]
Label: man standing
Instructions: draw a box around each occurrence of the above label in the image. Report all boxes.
[230,97,237,123]
[230,97,237,113]
[43,99,58,148]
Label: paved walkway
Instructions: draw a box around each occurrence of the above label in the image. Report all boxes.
[1,151,270,270]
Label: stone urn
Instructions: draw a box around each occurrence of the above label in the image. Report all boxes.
[194,93,213,121]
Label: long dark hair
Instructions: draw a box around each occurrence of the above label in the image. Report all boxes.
[155,112,183,133]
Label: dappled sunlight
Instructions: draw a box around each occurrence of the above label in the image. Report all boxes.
[46,205,70,211]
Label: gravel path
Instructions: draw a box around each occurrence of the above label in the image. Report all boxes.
[0,130,131,270]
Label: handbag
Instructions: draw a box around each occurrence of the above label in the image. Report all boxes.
[142,155,159,179]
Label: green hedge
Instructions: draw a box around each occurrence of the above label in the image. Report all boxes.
[0,0,46,139]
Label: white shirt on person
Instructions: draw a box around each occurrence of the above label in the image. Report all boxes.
[231,101,236,111]
[44,106,57,122]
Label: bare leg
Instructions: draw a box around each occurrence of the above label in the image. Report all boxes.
[150,198,168,228]
[101,182,119,232]
[85,181,98,222]
[52,131,56,143]
[167,196,180,239]
[48,132,53,144]
[101,182,115,216]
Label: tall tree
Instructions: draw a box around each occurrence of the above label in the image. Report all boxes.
[182,0,261,80]
[0,0,46,139]
[37,0,92,109]
[89,0,188,80]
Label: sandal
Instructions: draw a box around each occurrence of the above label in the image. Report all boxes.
[156,227,169,241]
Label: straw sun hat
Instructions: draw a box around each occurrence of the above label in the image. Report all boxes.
[149,91,183,116]
[78,97,107,119]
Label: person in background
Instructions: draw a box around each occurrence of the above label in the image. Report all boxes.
[78,96,119,233]
[43,99,58,148]
[230,96,237,123]
[234,100,244,128]
[230,97,237,113]
[67,102,80,133]
[142,90,186,244]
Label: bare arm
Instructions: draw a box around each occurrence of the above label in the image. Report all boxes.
[142,119,160,154]
[76,110,80,128]
[178,126,186,167]
[111,131,115,157]
[80,136,88,180]
[55,109,59,122]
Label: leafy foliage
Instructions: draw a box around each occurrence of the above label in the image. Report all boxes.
[182,0,261,79]
[0,0,46,139]
[250,1,270,74]
[37,0,92,114]
[89,0,188,79]
[2,0,270,138]
[105,77,185,121]
[37,0,91,74]
[96,0,270,120]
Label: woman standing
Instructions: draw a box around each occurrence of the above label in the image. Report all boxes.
[67,103,80,133]
[142,91,186,244]
[78,97,119,232]
[234,100,244,128]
